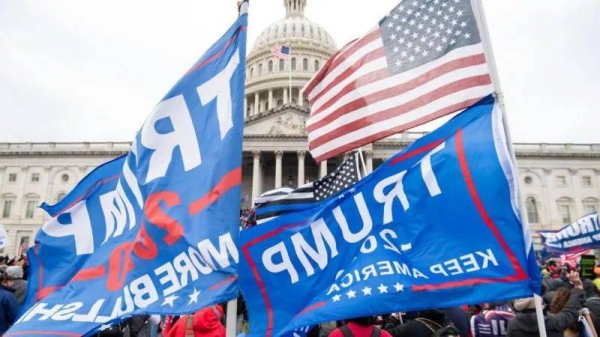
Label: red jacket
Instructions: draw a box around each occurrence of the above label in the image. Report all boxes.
[164,305,225,337]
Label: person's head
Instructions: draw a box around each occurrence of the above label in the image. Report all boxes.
[5,266,23,281]
[512,297,536,313]
[345,316,374,326]
[549,288,571,314]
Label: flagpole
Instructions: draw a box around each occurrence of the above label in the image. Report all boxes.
[226,4,247,337]
[470,1,547,337]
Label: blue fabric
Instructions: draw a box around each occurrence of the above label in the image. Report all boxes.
[238,95,541,337]
[10,13,247,337]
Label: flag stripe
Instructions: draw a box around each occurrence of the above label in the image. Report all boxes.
[303,30,380,95]
[310,53,388,112]
[306,37,384,104]
[307,43,486,127]
[308,60,489,139]
[310,88,491,160]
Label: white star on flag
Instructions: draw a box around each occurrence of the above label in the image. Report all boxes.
[378,284,388,294]
[162,294,179,307]
[394,283,405,292]
[332,294,342,302]
[188,288,201,304]
[347,290,357,299]
[362,286,372,296]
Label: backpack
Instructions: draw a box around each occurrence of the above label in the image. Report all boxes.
[415,318,461,337]
[339,324,381,337]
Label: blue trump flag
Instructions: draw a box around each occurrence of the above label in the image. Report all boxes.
[539,212,600,253]
[238,95,541,337]
[10,13,247,337]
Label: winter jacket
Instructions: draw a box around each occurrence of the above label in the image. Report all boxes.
[585,297,600,335]
[443,307,470,337]
[506,288,584,337]
[11,279,27,307]
[329,322,392,337]
[385,311,447,337]
[0,285,19,334]
[165,305,225,337]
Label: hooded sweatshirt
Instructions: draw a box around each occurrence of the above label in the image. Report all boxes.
[506,288,584,337]
[166,305,225,337]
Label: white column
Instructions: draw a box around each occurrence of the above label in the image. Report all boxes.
[275,151,283,188]
[569,169,582,217]
[297,151,305,186]
[319,160,327,178]
[299,88,304,106]
[268,89,274,111]
[365,151,374,174]
[596,169,600,197]
[283,88,289,104]
[254,92,259,115]
[251,151,261,204]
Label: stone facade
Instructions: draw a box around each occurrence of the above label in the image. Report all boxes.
[0,0,598,256]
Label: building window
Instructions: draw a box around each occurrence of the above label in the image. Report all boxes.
[31,173,40,183]
[25,201,36,219]
[258,64,263,76]
[8,174,16,182]
[268,60,273,73]
[250,67,254,77]
[524,176,533,185]
[303,58,308,71]
[279,59,284,71]
[291,58,296,71]
[57,193,66,203]
[583,198,598,214]
[315,60,320,71]
[277,99,284,107]
[2,201,12,218]
[557,198,572,224]
[555,175,566,187]
[61,174,70,183]
[582,176,593,187]
[18,236,30,256]
[526,197,539,224]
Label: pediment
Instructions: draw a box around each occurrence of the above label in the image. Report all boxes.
[244,105,310,136]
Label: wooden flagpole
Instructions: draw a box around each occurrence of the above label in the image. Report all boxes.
[469,1,547,337]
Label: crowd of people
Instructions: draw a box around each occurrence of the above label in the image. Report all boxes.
[90,258,600,337]
[0,254,29,335]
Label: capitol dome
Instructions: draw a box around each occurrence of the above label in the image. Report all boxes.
[243,0,337,122]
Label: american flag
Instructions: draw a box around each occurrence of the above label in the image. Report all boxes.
[18,240,29,256]
[254,153,361,224]
[271,45,291,60]
[303,0,493,162]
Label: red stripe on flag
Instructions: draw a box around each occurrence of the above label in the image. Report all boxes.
[307,54,487,133]
[311,98,481,162]
[309,74,492,149]
[188,167,242,215]
[303,30,380,95]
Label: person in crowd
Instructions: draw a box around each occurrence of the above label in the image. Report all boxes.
[164,305,225,337]
[330,316,392,337]
[507,271,585,337]
[0,273,19,335]
[584,283,600,335]
[548,288,571,314]
[5,265,27,307]
[442,306,470,337]
[471,303,515,337]
[384,310,451,337]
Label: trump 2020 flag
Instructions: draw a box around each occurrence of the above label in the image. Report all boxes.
[539,212,600,254]
[9,13,247,337]
[238,95,540,337]
[303,0,493,162]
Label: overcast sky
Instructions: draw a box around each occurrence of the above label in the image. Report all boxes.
[0,0,598,144]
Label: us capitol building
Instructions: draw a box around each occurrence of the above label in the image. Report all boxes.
[0,0,599,256]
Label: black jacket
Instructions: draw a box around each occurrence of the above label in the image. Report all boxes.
[385,311,446,337]
[506,289,585,337]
